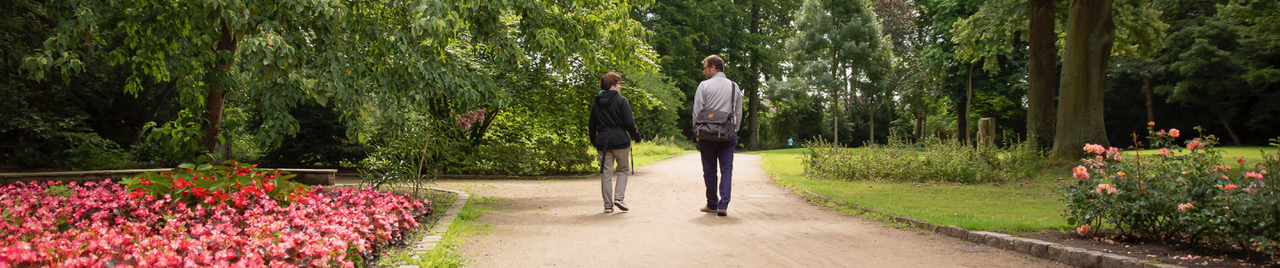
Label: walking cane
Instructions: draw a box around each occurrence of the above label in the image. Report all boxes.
[630,147,634,175]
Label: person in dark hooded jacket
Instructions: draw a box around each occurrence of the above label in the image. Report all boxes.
[588,72,642,213]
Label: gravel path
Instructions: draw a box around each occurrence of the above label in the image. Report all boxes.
[434,152,1064,267]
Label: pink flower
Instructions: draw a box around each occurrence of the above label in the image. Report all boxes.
[1082,144,1106,155]
[1169,128,1180,138]
[1177,203,1194,212]
[1076,224,1091,236]
[1073,166,1090,180]
[1159,148,1172,156]
[1186,140,1204,150]
[1246,172,1264,180]
[1095,184,1117,195]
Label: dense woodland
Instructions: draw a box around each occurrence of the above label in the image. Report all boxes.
[2,0,1277,172]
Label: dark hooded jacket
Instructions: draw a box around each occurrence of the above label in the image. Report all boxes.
[588,90,642,150]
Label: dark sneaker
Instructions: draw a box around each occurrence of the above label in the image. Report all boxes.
[717,210,727,217]
[604,207,614,213]
[700,206,716,213]
[613,200,629,211]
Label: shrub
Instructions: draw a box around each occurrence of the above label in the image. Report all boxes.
[804,136,1044,183]
[122,161,309,208]
[1061,124,1279,258]
[0,180,427,267]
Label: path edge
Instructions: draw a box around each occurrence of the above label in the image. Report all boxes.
[791,189,1184,268]
[407,188,470,255]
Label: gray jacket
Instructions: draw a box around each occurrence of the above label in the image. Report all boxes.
[692,72,743,131]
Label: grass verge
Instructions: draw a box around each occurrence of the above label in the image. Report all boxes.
[629,138,695,167]
[376,195,499,268]
[748,148,1071,233]
[1124,146,1277,168]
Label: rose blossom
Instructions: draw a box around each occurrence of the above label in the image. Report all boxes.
[1073,166,1090,180]
[1082,144,1106,155]
[1095,184,1117,195]
[1187,140,1204,150]
[1246,172,1264,180]
[1159,148,1172,156]
[1177,203,1194,212]
[1169,128,1180,138]
[1076,224,1091,236]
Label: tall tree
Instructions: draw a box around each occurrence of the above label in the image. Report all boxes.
[1050,0,1115,161]
[788,0,891,147]
[1027,0,1057,147]
[953,0,1164,152]
[25,0,655,161]
[634,0,798,148]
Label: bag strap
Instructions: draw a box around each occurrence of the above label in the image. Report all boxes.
[730,82,740,122]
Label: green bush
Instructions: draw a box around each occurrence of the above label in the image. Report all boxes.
[804,136,1044,183]
[1062,125,1279,257]
[122,161,308,208]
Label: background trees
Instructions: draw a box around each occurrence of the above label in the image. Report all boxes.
[4,0,1279,172]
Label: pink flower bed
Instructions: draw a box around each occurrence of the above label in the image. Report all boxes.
[0,180,428,267]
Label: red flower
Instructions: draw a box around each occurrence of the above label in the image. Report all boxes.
[1238,157,1246,163]
[1147,121,1155,127]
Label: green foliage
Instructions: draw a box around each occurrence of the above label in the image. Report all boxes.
[805,137,1044,183]
[140,110,215,165]
[122,161,308,208]
[259,104,367,168]
[786,0,894,146]
[1061,125,1279,257]
[953,0,1167,69]
[628,72,685,140]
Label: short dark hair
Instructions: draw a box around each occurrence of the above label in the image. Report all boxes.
[702,55,725,72]
[600,72,622,91]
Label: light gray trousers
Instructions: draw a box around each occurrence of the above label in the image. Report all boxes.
[599,148,630,208]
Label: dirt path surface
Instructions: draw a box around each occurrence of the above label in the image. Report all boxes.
[434,153,1065,268]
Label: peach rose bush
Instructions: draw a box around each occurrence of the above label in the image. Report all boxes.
[0,161,430,267]
[1061,124,1279,258]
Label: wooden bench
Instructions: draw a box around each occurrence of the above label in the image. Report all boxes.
[0,168,337,186]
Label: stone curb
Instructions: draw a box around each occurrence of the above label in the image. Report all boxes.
[795,190,1184,268]
[407,188,470,254]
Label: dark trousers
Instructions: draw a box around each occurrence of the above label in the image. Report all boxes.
[698,136,737,210]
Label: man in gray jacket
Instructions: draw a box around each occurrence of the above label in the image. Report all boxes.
[692,55,741,217]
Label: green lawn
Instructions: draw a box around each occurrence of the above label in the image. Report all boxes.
[630,142,694,167]
[747,148,1070,233]
[1123,146,1277,167]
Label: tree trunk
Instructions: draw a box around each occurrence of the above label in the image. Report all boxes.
[869,104,876,145]
[746,3,762,150]
[960,62,974,143]
[1218,113,1243,146]
[1144,76,1154,124]
[1027,0,1057,147]
[914,110,925,140]
[833,61,840,148]
[203,21,237,159]
[1050,0,1115,161]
